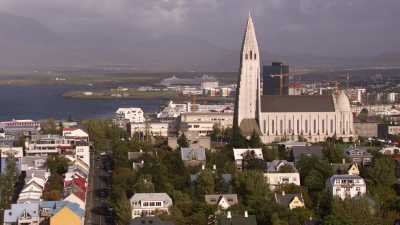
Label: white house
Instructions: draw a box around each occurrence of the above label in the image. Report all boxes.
[130,193,173,218]
[180,112,233,136]
[64,193,86,210]
[115,108,145,128]
[129,122,169,137]
[62,128,89,141]
[264,160,300,190]
[204,194,238,210]
[75,145,90,167]
[326,175,366,200]
[233,148,264,170]
[1,147,23,174]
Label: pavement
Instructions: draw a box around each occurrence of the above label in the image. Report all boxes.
[85,150,111,225]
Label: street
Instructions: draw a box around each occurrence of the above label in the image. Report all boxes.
[85,150,113,225]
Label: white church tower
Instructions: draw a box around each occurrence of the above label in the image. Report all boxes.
[234,14,261,136]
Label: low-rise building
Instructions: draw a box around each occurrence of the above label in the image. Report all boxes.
[130,193,173,218]
[49,205,84,225]
[326,175,366,200]
[0,146,23,174]
[3,203,40,225]
[179,112,233,136]
[264,160,300,190]
[345,147,373,166]
[168,134,211,150]
[129,122,169,137]
[353,121,379,138]
[62,128,89,142]
[0,119,41,136]
[292,145,324,163]
[115,108,145,127]
[180,147,206,167]
[233,148,264,170]
[380,146,400,155]
[378,124,400,139]
[205,194,238,210]
[331,160,360,176]
[274,192,305,210]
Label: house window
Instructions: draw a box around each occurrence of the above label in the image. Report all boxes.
[245,54,248,60]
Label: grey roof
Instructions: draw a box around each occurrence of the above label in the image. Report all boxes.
[261,95,335,112]
[181,148,206,161]
[345,147,373,157]
[129,217,176,225]
[292,145,324,161]
[266,160,296,172]
[3,203,39,223]
[205,194,238,205]
[21,156,47,171]
[39,201,84,217]
[275,193,304,207]
[25,169,49,183]
[218,214,257,225]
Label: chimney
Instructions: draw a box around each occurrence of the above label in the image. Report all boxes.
[282,191,285,196]
[227,211,232,219]
[244,211,248,218]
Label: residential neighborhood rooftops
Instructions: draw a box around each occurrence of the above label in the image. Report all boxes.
[181,147,206,161]
[292,145,324,162]
[130,193,173,205]
[233,148,264,160]
[3,203,40,223]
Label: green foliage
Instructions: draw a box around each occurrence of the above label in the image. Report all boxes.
[230,127,248,148]
[177,133,189,148]
[323,142,347,163]
[41,118,60,134]
[47,155,69,174]
[234,170,270,206]
[195,169,215,196]
[249,130,262,148]
[357,108,369,122]
[43,173,64,201]
[114,191,132,225]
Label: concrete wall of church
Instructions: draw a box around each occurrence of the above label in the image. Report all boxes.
[259,111,354,143]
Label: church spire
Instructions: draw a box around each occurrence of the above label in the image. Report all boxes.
[241,13,259,58]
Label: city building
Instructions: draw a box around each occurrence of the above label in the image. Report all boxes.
[346,88,366,104]
[262,62,289,96]
[62,128,89,141]
[205,194,239,210]
[233,148,264,170]
[274,192,305,210]
[326,175,366,199]
[378,124,400,139]
[180,147,206,167]
[129,122,169,137]
[292,145,324,163]
[115,107,145,128]
[130,193,173,218]
[0,147,23,174]
[345,147,373,166]
[233,15,355,144]
[0,119,41,136]
[353,121,379,138]
[3,203,40,225]
[264,160,300,190]
[179,112,233,136]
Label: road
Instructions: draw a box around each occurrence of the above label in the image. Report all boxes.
[85,151,109,225]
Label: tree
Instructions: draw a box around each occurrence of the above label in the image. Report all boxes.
[47,155,69,174]
[230,127,248,148]
[234,170,270,206]
[196,169,215,196]
[358,108,369,122]
[114,191,132,225]
[249,130,262,148]
[41,118,60,134]
[177,133,189,148]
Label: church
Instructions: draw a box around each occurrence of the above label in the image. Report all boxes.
[234,15,355,144]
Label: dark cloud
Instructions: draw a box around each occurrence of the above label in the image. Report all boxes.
[0,0,399,69]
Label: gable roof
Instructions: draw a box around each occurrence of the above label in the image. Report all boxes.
[292,145,324,161]
[205,194,239,206]
[3,203,39,222]
[261,95,335,113]
[217,214,257,225]
[275,193,304,207]
[129,217,176,225]
[181,148,206,161]
[233,148,264,161]
[130,193,173,206]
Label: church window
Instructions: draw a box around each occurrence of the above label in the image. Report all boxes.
[322,120,325,133]
[330,119,334,133]
[297,120,299,134]
[288,120,291,133]
[250,51,253,59]
[280,120,283,134]
[346,121,349,133]
[305,120,308,133]
[254,53,257,60]
[272,120,275,134]
[313,120,316,133]
[263,120,266,133]
[245,54,248,60]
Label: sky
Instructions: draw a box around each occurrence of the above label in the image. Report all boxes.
[0,0,399,70]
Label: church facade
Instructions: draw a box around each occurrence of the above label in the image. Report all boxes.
[234,15,355,144]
